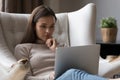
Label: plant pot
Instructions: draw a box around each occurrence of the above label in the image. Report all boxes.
[101,28,117,43]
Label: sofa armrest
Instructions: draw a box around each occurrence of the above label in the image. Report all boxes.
[99,57,120,78]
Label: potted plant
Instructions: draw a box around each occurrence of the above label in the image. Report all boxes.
[100,17,118,43]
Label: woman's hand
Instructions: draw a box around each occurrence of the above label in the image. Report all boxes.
[49,71,55,80]
[46,38,57,52]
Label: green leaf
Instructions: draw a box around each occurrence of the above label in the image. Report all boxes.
[100,17,117,28]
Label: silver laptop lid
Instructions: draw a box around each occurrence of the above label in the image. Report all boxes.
[55,44,100,78]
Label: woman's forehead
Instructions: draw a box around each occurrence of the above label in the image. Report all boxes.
[37,16,56,25]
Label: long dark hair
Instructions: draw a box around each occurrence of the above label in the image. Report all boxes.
[21,5,57,44]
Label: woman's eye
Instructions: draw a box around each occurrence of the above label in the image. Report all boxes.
[40,25,46,28]
[50,26,55,28]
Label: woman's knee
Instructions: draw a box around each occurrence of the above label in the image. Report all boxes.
[56,69,76,80]
[64,68,79,76]
[65,69,77,73]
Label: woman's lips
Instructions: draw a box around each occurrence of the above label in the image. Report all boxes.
[45,35,51,39]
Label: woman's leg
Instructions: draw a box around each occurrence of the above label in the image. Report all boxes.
[56,69,107,80]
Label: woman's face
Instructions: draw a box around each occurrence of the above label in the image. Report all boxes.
[35,16,55,42]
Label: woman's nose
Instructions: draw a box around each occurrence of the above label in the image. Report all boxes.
[46,28,50,33]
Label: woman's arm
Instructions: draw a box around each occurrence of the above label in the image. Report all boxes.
[14,44,55,80]
[14,44,31,60]
[14,44,33,79]
[25,75,54,80]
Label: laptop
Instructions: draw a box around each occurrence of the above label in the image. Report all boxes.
[55,44,100,79]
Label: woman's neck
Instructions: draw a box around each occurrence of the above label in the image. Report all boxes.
[36,39,45,44]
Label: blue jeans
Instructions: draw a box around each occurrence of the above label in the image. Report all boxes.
[56,69,107,80]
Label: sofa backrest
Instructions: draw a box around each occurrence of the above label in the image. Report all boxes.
[0,12,69,53]
[68,3,96,46]
[0,12,29,53]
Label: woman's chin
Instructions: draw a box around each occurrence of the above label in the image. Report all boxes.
[45,38,50,41]
[44,39,48,42]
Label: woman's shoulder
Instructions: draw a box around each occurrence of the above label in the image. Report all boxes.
[14,43,35,59]
[15,43,34,49]
[16,43,33,47]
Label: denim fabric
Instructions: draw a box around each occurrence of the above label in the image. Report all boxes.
[56,69,107,80]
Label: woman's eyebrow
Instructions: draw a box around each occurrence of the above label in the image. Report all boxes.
[51,23,55,26]
[40,23,47,25]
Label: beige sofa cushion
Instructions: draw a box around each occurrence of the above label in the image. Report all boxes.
[0,14,16,68]
[0,12,69,52]
[0,12,29,53]
[53,13,69,46]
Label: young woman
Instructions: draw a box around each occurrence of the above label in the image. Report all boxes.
[14,5,120,80]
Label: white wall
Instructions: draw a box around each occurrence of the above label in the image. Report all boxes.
[58,0,81,12]
[80,0,120,42]
[44,0,82,13]
[44,0,60,13]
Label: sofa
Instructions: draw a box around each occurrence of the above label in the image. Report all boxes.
[0,3,119,78]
